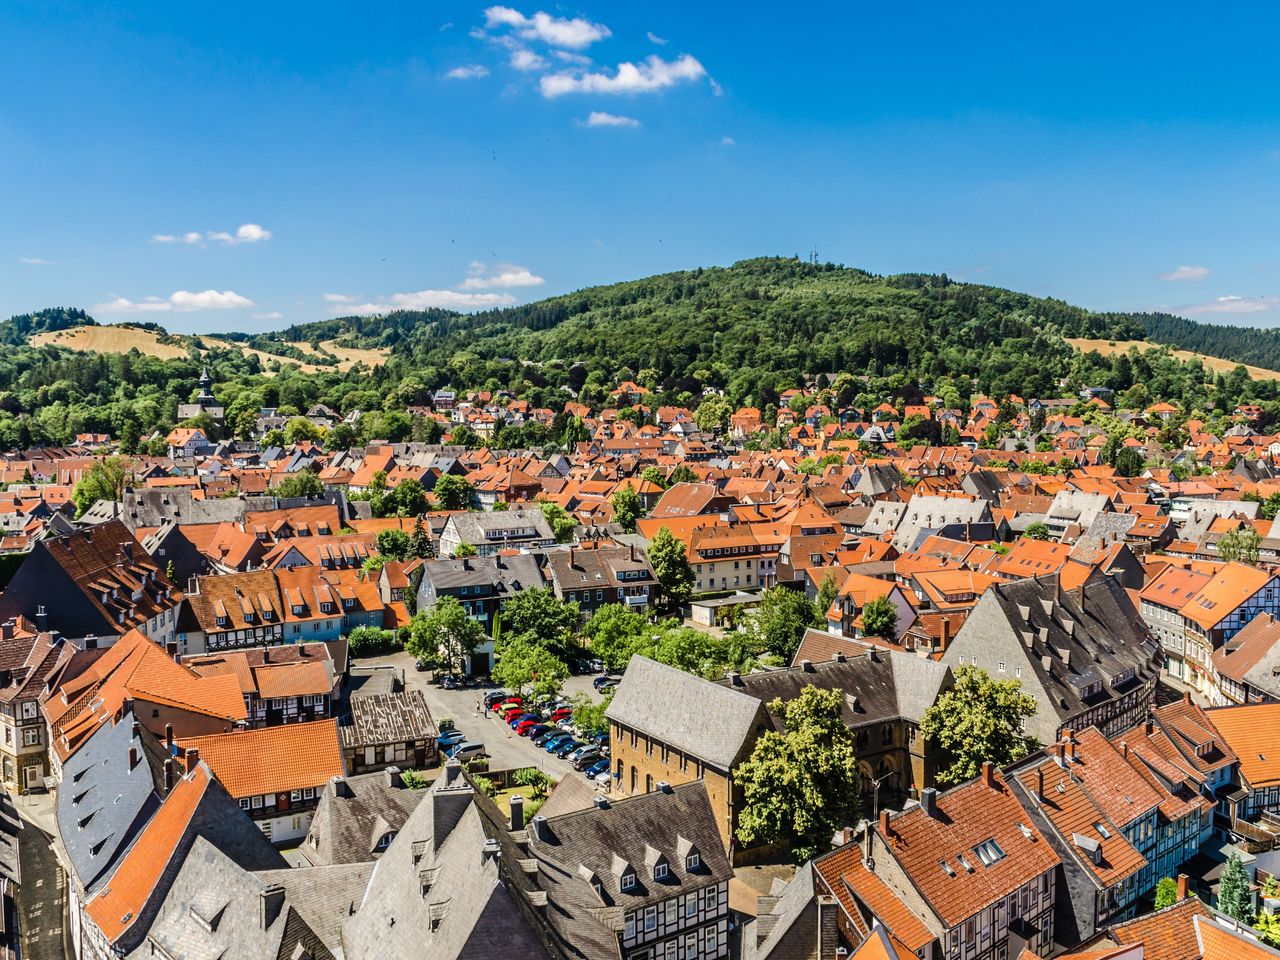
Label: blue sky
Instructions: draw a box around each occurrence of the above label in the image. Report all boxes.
[4,1,1280,333]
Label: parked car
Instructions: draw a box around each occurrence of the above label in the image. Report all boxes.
[483,690,508,706]
[555,739,584,759]
[441,675,459,690]
[415,659,432,671]
[510,712,539,729]
[584,758,611,779]
[517,720,547,737]
[544,734,573,753]
[570,747,602,770]
[532,729,560,747]
[447,741,485,761]
[438,730,466,749]
[590,732,610,747]
[593,770,612,786]
[587,658,605,673]
[493,697,523,713]
[549,708,572,722]
[592,675,618,691]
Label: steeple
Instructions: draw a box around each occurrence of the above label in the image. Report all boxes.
[196,365,216,404]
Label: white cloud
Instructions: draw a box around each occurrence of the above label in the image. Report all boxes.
[324,292,357,303]
[17,257,51,265]
[252,311,284,321]
[339,289,516,316]
[710,78,723,97]
[721,136,735,146]
[553,50,591,65]
[460,261,546,289]
[540,54,706,97]
[585,111,640,128]
[95,289,254,314]
[510,48,548,71]
[484,6,610,49]
[647,31,667,45]
[1158,264,1210,282]
[446,64,490,79]
[154,224,271,246]
[1182,294,1277,316]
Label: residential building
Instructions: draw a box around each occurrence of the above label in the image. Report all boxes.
[1209,612,1280,704]
[181,641,341,727]
[437,508,555,558]
[337,690,437,774]
[545,543,658,615]
[300,767,422,866]
[1138,567,1211,682]
[0,617,72,789]
[1204,702,1280,843]
[1179,564,1280,698]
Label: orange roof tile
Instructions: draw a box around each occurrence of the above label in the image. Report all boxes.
[1205,702,1280,787]
[178,718,343,798]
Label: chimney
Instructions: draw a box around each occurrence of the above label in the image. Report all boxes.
[165,641,178,659]
[800,659,814,672]
[1120,741,1128,760]
[920,787,939,818]
[131,719,141,738]
[259,883,286,930]
[35,606,46,630]
[1176,874,1189,901]
[569,547,577,568]
[129,745,139,769]
[594,796,610,810]
[657,780,672,794]
[184,747,199,775]
[629,542,636,562]
[1036,766,1045,801]
[1053,742,1066,768]
[531,814,551,842]
[879,808,892,840]
[0,620,12,641]
[1064,729,1077,761]
[443,758,462,786]
[730,671,743,685]
[940,618,952,648]
[1183,691,1191,705]
[510,794,525,831]
[165,723,174,754]
[1145,718,1155,736]
[385,765,402,788]
[330,774,351,798]
[163,758,176,792]
[982,761,996,790]
[868,646,879,662]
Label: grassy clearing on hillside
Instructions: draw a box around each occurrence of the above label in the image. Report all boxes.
[31,325,190,360]
[1066,337,1280,381]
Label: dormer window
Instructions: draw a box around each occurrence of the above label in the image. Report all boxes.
[685,852,700,871]
[654,862,668,881]
[620,871,636,892]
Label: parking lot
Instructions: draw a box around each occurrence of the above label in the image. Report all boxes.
[359,651,613,782]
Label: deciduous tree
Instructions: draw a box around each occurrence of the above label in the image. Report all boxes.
[407,597,485,675]
[649,526,694,613]
[919,665,1038,787]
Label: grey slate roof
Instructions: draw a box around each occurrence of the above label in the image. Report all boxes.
[420,554,545,594]
[138,836,334,960]
[57,711,166,893]
[255,862,374,956]
[301,769,425,866]
[715,649,951,730]
[606,656,766,771]
[891,496,992,552]
[744,862,819,960]
[341,766,548,960]
[444,508,555,545]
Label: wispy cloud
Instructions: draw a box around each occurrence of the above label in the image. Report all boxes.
[154,223,271,246]
[252,311,284,321]
[446,64,490,79]
[1158,264,1210,282]
[647,31,667,45]
[324,292,357,303]
[585,111,640,128]
[1182,294,1277,316]
[720,136,735,146]
[483,6,610,49]
[95,289,254,314]
[459,261,546,289]
[510,48,548,71]
[337,290,516,316]
[540,53,706,97]
[17,257,51,266]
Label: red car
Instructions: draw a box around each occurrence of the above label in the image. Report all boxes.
[549,708,572,722]
[515,718,541,735]
[501,705,525,722]
[492,697,522,713]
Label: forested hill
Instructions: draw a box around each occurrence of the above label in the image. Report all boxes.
[281,258,1150,399]
[1122,311,1280,373]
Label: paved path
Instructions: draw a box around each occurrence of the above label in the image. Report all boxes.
[11,792,66,960]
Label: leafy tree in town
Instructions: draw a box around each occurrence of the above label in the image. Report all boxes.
[734,686,859,862]
[346,626,396,656]
[635,624,726,677]
[750,586,821,661]
[816,572,840,618]
[271,470,324,499]
[1114,446,1145,477]
[1024,521,1052,541]
[570,691,612,738]
[694,396,732,434]
[407,596,485,675]
[610,485,645,533]
[1218,851,1252,921]
[919,665,1038,787]
[452,542,477,558]
[72,456,129,517]
[1154,877,1180,910]
[561,415,589,448]
[649,526,694,612]
[376,528,412,561]
[582,603,647,673]
[640,465,669,489]
[1219,526,1261,564]
[432,473,473,511]
[511,767,553,800]
[392,477,427,516]
[492,637,568,699]
[500,588,580,660]
[538,500,578,543]
[861,595,898,639]
[325,421,359,452]
[284,416,323,445]
[667,464,699,486]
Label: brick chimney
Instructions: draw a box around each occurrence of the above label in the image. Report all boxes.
[879,808,891,839]
[1176,874,1189,901]
[940,617,952,649]
[982,761,996,790]
[184,747,199,775]
[165,723,174,754]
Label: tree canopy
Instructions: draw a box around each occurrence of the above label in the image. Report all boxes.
[919,665,1038,787]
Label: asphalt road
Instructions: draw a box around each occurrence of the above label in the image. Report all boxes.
[360,651,611,780]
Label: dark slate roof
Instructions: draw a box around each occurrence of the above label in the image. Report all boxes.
[255,862,374,956]
[340,766,548,960]
[302,770,425,866]
[421,554,545,595]
[744,863,820,960]
[338,691,437,749]
[142,836,334,960]
[56,711,166,893]
[606,655,766,771]
[716,649,951,729]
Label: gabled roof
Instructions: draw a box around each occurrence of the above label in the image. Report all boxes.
[179,718,344,798]
[1205,702,1280,788]
[606,655,765,771]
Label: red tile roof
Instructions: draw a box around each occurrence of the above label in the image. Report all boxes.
[178,718,343,798]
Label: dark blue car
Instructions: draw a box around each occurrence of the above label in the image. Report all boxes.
[584,758,610,778]
[510,712,539,729]
[544,734,573,753]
